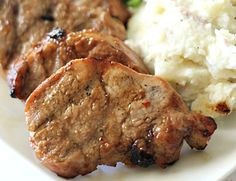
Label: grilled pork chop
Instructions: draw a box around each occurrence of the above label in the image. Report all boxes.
[25,58,216,178]
[0,0,130,70]
[8,30,148,100]
[8,29,148,100]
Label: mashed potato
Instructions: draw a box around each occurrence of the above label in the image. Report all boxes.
[126,0,236,118]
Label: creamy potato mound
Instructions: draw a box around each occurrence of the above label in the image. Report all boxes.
[126,0,236,118]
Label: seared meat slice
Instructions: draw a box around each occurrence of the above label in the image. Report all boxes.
[8,30,148,100]
[0,0,130,69]
[25,58,216,178]
[75,0,130,23]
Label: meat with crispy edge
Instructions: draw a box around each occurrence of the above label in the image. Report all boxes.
[0,0,130,69]
[25,58,217,178]
[8,30,149,100]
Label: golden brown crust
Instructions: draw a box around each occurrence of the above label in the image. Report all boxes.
[25,58,216,178]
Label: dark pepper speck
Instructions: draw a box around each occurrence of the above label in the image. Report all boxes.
[48,28,66,40]
[41,15,55,22]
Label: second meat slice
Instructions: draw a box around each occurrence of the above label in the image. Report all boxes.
[8,29,149,100]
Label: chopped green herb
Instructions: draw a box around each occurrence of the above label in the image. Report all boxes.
[124,0,143,8]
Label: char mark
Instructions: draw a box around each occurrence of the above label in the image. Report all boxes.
[40,15,55,22]
[130,144,155,168]
[10,88,16,98]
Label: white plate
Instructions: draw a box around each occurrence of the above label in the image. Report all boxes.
[0,77,236,181]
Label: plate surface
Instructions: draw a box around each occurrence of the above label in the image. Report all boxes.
[0,77,235,181]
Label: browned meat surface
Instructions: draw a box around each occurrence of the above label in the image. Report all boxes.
[8,30,148,100]
[25,58,217,178]
[0,0,130,70]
